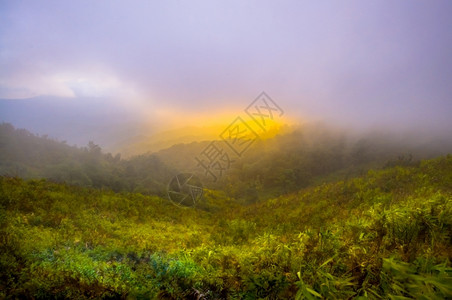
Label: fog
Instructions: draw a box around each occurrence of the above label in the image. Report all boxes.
[1,1,451,151]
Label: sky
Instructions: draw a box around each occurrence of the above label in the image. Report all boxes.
[1,1,451,145]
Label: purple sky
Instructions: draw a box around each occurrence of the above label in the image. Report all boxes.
[1,1,451,135]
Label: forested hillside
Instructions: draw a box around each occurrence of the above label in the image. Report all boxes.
[1,156,451,298]
[0,123,175,196]
[3,122,448,204]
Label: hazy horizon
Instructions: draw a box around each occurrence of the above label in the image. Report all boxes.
[1,1,451,150]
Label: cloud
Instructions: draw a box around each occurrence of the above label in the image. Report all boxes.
[0,0,451,133]
[0,67,141,100]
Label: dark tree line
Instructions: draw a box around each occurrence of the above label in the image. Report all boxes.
[0,123,175,197]
[0,122,434,203]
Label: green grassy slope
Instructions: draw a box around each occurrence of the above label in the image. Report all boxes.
[1,156,452,299]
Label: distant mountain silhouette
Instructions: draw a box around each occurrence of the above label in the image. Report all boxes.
[0,96,152,151]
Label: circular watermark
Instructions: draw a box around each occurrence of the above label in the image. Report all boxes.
[167,173,204,207]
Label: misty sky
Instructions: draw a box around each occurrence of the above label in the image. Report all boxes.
[1,1,451,139]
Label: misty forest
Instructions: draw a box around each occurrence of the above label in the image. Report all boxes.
[1,122,452,299]
[1,1,452,299]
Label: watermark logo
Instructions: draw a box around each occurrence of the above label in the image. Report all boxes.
[166,92,284,206]
[195,92,284,182]
[167,173,203,207]
[245,92,284,131]
[220,116,259,156]
[195,141,234,182]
